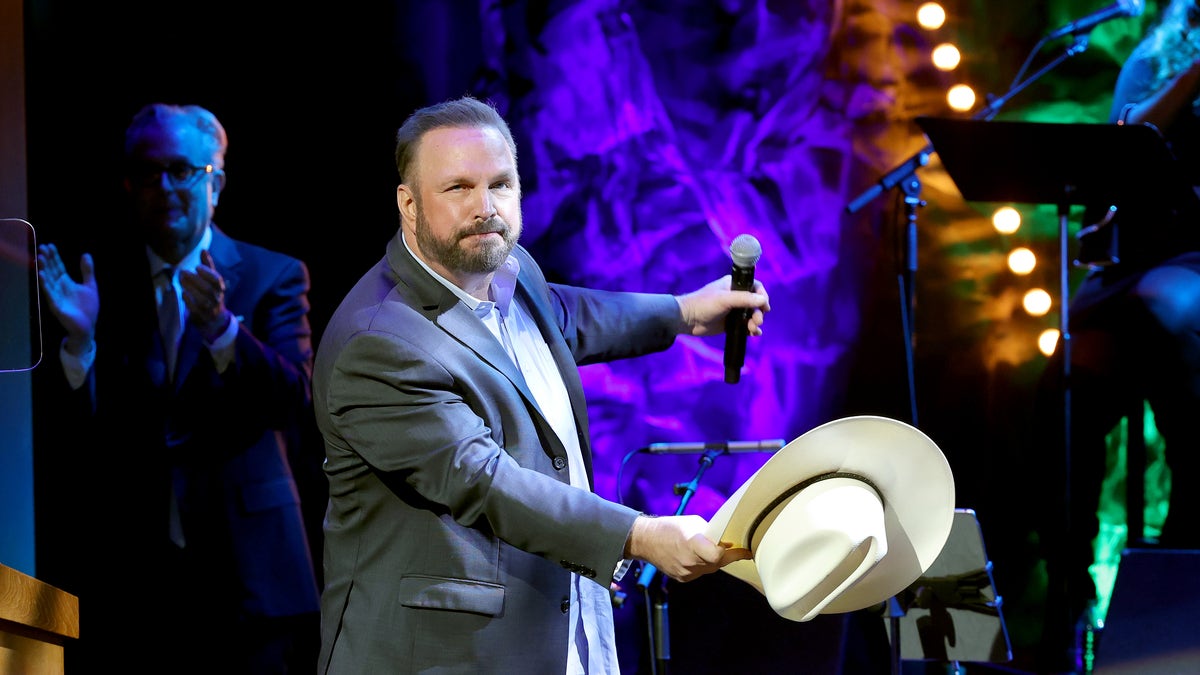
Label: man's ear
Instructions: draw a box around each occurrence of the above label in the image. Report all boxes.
[397,184,416,225]
[210,169,227,207]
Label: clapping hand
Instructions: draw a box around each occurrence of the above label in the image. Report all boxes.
[181,250,231,341]
[36,243,99,354]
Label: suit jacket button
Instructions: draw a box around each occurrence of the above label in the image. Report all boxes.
[553,456,567,470]
[560,598,570,614]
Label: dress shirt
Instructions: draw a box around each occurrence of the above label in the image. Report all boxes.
[404,236,622,674]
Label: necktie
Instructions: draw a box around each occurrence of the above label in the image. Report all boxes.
[155,266,186,547]
[156,266,181,379]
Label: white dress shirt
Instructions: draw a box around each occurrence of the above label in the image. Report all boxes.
[404,237,622,674]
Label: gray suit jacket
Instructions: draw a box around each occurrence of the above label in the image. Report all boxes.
[314,233,683,674]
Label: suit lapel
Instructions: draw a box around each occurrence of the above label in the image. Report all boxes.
[438,302,539,407]
[386,234,542,412]
[511,260,593,467]
[385,234,600,471]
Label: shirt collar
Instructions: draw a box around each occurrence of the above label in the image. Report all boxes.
[401,233,521,317]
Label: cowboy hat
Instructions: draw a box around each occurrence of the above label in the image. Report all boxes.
[705,415,955,622]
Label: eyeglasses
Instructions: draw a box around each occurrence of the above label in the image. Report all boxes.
[127,161,215,189]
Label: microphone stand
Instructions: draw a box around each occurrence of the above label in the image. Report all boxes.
[635,448,726,675]
[844,34,1094,675]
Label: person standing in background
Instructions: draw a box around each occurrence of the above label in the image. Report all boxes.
[312,95,769,673]
[1035,1,1200,670]
[35,103,321,673]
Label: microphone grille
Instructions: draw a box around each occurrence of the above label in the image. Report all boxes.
[729,234,762,267]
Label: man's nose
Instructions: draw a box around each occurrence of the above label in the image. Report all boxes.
[473,188,497,221]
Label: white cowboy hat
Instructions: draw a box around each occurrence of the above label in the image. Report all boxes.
[706,415,955,622]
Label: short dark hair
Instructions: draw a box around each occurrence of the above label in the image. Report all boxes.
[393,96,517,188]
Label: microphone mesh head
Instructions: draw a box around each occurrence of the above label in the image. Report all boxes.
[730,234,763,268]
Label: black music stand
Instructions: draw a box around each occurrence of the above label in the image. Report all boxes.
[915,115,1200,430]
[886,509,1012,669]
[914,117,1200,665]
[914,118,1198,208]
[915,116,1200,421]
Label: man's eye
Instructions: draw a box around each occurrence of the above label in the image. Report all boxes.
[167,163,195,181]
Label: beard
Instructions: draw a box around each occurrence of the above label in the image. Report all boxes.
[414,205,521,275]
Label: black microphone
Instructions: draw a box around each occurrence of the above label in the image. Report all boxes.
[642,439,785,454]
[1045,0,1143,40]
[652,594,670,668]
[723,234,763,384]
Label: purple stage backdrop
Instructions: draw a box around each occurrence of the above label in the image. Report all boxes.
[439,0,943,515]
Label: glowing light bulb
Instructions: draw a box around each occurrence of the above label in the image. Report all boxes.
[932,43,961,71]
[1038,329,1060,356]
[993,206,1021,234]
[917,3,947,30]
[948,84,976,112]
[1009,248,1036,275]
[1024,288,1052,316]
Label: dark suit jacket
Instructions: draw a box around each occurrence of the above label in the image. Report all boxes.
[313,233,682,674]
[37,225,320,666]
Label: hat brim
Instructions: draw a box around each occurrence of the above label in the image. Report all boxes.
[706,415,955,617]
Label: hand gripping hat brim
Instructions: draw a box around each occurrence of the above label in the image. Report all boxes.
[705,415,955,622]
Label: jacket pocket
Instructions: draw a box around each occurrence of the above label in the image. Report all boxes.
[397,575,505,617]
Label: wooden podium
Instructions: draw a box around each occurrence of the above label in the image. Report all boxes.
[0,563,79,675]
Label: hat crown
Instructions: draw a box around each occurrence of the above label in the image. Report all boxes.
[757,477,888,621]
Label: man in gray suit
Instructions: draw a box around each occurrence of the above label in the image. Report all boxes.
[313,95,770,674]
